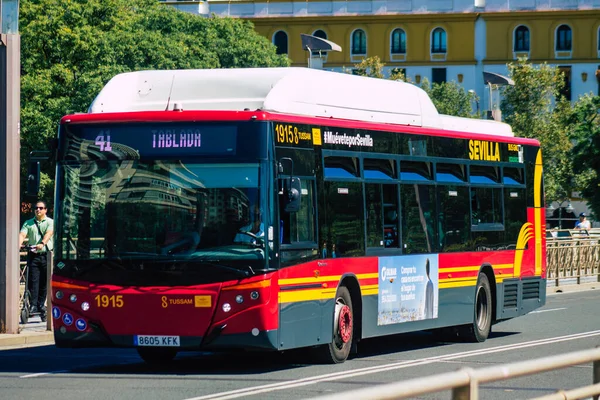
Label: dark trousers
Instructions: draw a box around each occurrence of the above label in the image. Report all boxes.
[27,252,48,310]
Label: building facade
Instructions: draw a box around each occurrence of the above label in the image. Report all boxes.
[163,0,600,114]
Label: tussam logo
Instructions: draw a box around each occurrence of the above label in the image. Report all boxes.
[324,131,374,147]
[381,267,397,282]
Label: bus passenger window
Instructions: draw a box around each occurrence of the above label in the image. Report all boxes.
[366,184,399,249]
[469,165,499,184]
[400,161,432,182]
[504,188,526,247]
[503,167,524,186]
[322,182,364,257]
[470,187,503,229]
[437,186,470,252]
[382,185,399,247]
[280,180,316,244]
[324,156,359,179]
[400,184,436,254]
[365,184,383,248]
[364,158,396,180]
[436,163,466,183]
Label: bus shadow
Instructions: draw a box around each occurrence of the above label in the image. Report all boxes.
[351,329,521,359]
[0,330,521,376]
[71,349,305,376]
[0,345,301,376]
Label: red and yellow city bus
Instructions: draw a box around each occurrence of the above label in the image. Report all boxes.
[50,68,546,364]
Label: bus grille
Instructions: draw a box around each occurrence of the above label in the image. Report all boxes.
[522,280,540,300]
[503,283,518,308]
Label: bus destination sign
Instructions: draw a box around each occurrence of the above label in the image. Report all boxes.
[64,124,238,160]
[469,140,522,163]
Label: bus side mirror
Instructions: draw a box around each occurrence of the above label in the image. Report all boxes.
[27,160,41,197]
[284,177,301,213]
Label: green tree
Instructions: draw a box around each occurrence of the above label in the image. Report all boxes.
[568,94,600,220]
[419,79,475,118]
[19,0,289,210]
[351,56,476,117]
[500,58,572,202]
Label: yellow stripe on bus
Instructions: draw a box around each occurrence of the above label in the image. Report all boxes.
[278,273,378,287]
[534,148,544,276]
[278,288,336,303]
[279,277,512,303]
[439,264,513,273]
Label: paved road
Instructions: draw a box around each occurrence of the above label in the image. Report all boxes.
[1,290,599,400]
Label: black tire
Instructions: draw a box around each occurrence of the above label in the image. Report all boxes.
[20,308,29,325]
[136,348,178,364]
[461,272,493,342]
[20,294,30,324]
[314,286,354,364]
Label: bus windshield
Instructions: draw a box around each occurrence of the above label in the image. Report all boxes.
[55,160,266,275]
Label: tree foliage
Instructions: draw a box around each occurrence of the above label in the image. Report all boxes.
[419,79,475,118]
[500,59,572,202]
[19,0,289,207]
[568,95,600,220]
[351,56,477,118]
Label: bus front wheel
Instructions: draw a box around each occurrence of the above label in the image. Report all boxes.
[137,347,178,364]
[316,286,354,364]
[461,272,492,342]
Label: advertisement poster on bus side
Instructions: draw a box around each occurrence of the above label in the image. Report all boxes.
[377,254,439,326]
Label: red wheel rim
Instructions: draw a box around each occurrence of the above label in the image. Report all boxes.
[338,304,352,343]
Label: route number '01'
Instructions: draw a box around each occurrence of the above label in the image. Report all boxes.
[95,133,113,152]
[95,294,124,308]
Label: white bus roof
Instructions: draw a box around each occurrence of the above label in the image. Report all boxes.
[88,67,513,137]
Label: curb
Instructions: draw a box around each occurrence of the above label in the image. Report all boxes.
[547,282,598,295]
[0,332,54,348]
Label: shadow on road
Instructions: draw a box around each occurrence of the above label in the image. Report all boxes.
[0,329,521,376]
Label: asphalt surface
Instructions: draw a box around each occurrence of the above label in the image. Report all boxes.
[0,285,599,400]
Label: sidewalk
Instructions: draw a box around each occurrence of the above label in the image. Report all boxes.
[0,315,54,348]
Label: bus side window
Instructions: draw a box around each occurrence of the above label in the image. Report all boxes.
[437,185,470,252]
[366,183,399,248]
[400,184,437,254]
[279,179,316,245]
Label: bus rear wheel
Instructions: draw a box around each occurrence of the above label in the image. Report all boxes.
[315,286,354,364]
[136,348,178,364]
[461,272,492,342]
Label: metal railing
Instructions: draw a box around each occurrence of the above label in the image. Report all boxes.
[546,229,600,287]
[309,347,600,400]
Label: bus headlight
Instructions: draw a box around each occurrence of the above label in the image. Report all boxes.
[250,291,259,300]
[222,303,231,312]
[235,295,244,304]
[55,291,64,300]
[69,294,77,303]
[81,302,90,311]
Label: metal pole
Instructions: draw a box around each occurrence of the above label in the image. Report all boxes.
[593,357,600,400]
[0,33,21,334]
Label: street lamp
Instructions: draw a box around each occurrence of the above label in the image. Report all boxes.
[468,89,480,117]
[546,200,574,229]
[300,34,342,69]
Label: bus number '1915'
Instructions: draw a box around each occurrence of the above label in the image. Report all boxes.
[275,124,299,145]
[95,294,124,308]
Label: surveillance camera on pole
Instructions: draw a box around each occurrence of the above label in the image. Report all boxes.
[300,34,342,69]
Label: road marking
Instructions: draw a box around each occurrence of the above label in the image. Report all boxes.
[20,370,68,379]
[530,307,567,314]
[183,330,600,400]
